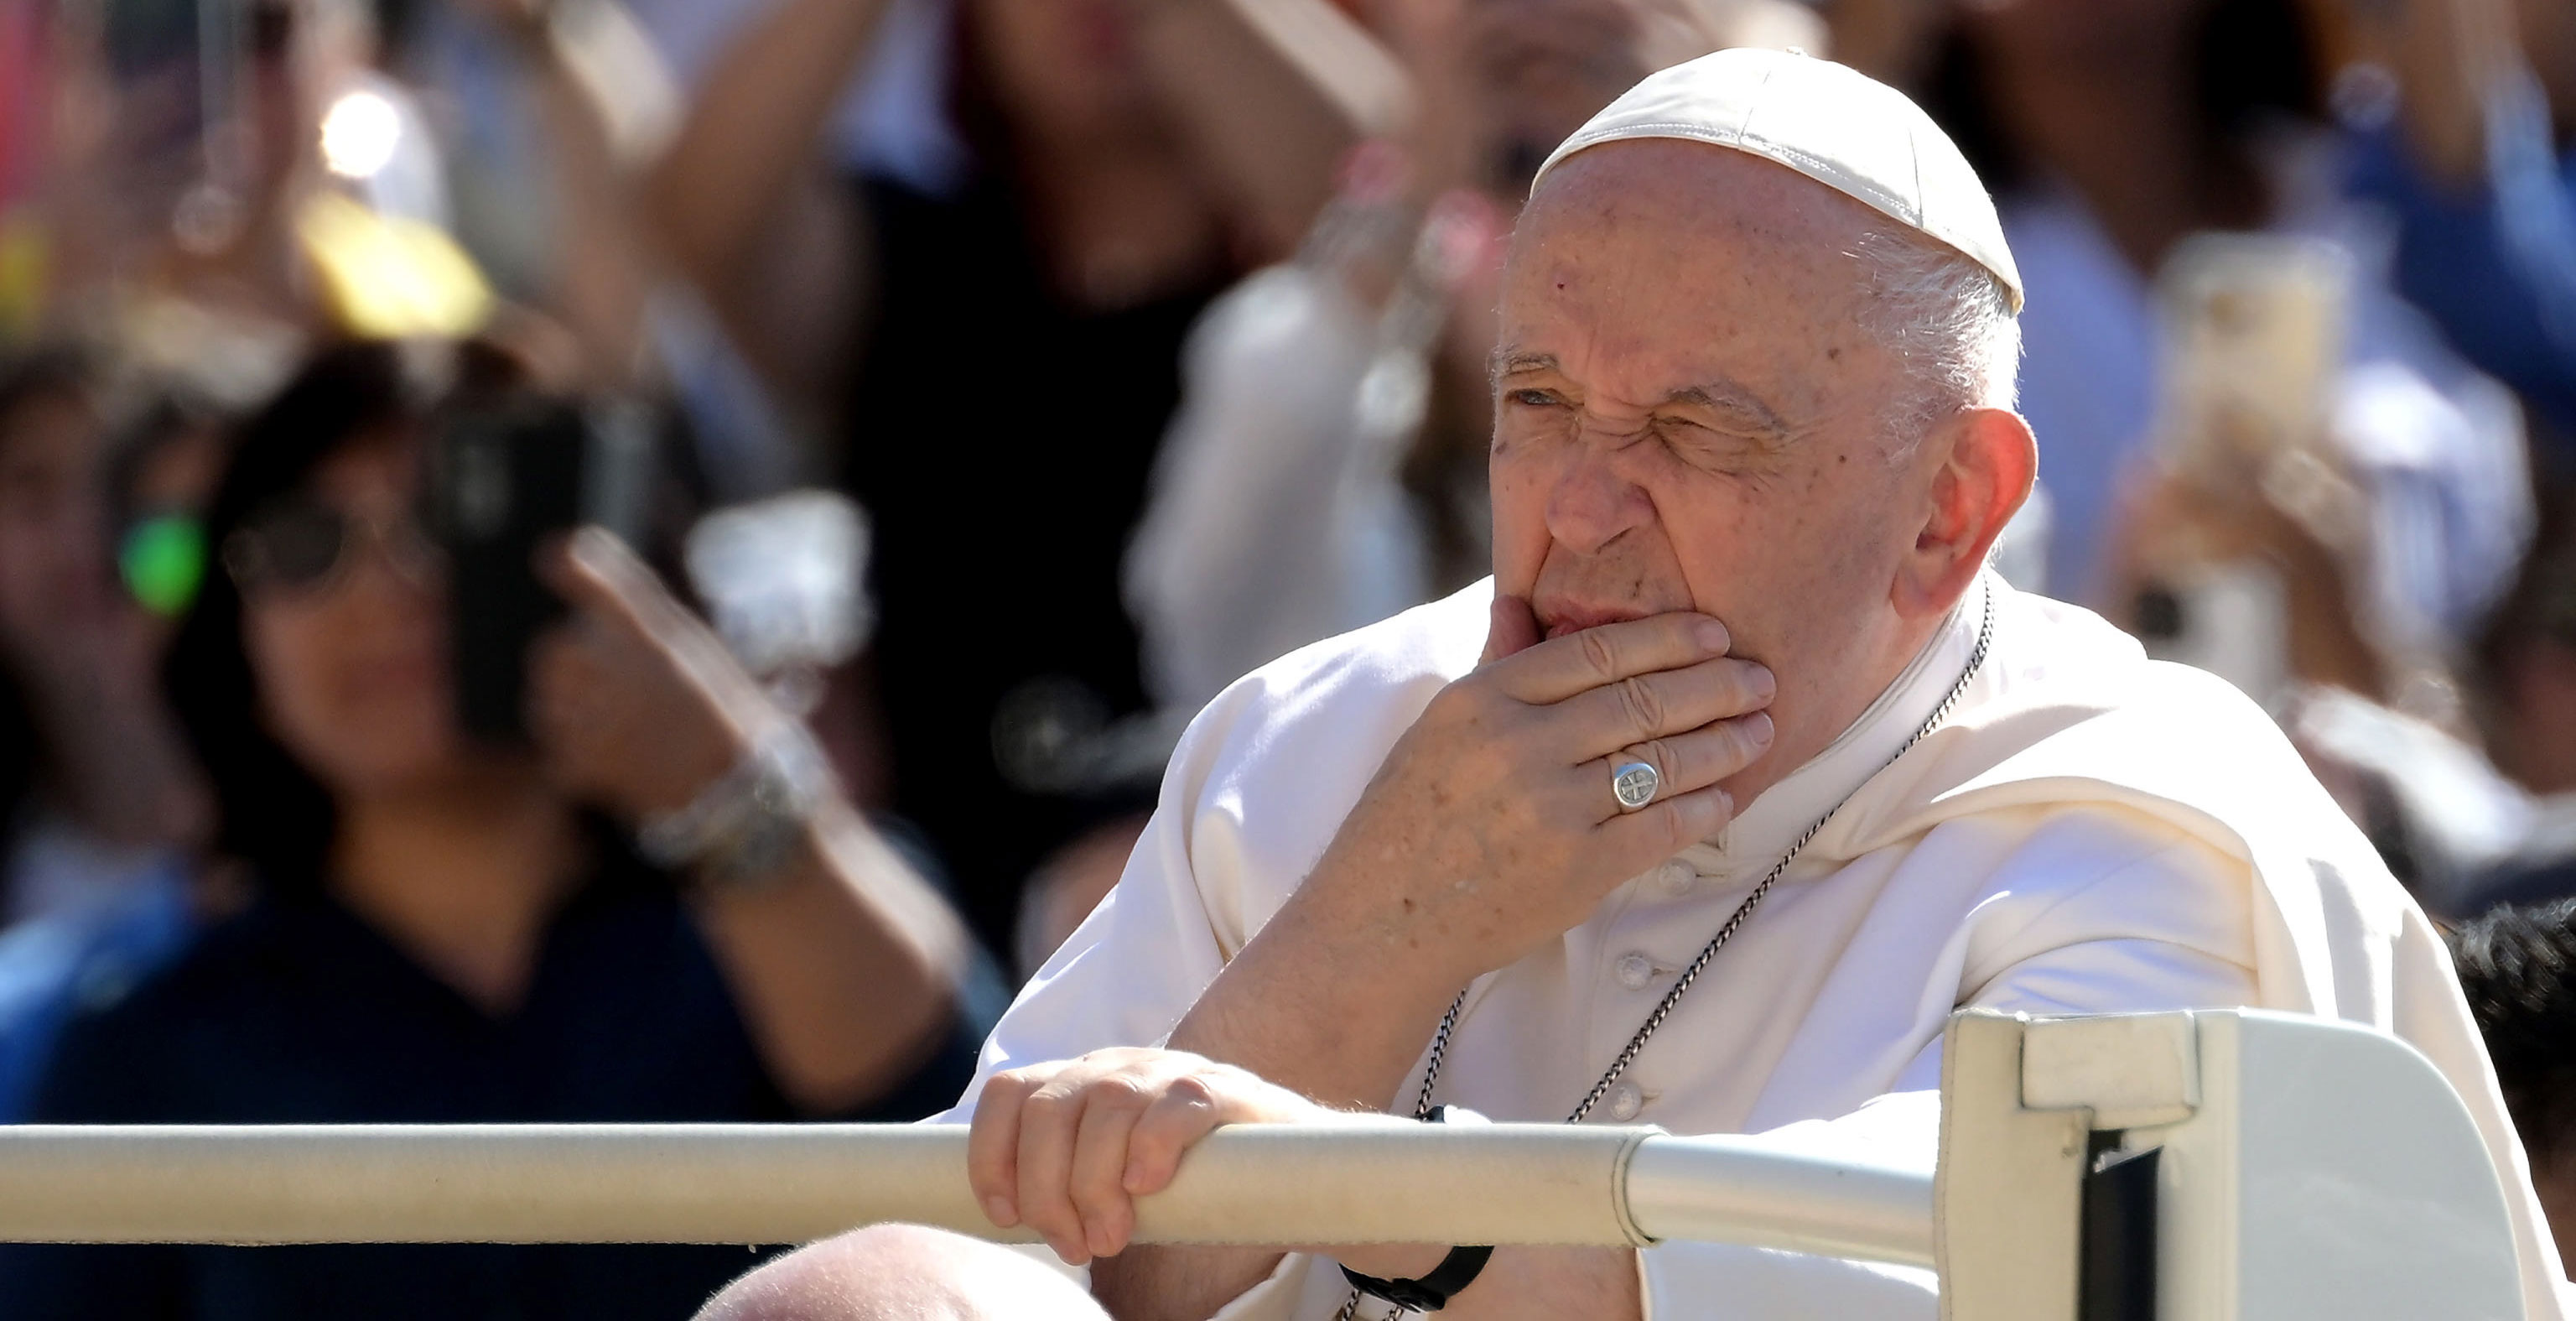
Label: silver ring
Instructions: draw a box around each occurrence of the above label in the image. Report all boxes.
[1611,761,1660,812]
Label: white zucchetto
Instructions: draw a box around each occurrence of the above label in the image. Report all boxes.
[1532,48,2026,312]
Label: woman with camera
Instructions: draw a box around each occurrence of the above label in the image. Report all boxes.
[0,339,995,1320]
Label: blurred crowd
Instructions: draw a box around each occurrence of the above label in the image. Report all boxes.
[0,0,2572,1313]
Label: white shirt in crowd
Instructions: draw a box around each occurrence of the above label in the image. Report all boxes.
[1125,264,1436,715]
[945,574,2565,1320]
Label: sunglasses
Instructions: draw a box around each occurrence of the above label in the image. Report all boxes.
[221,497,444,595]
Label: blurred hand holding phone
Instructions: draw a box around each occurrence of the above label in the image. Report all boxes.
[422,379,879,851]
[425,392,652,741]
[2154,232,2359,549]
[2116,233,2375,705]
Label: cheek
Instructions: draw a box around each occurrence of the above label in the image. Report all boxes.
[1656,484,1767,613]
[244,597,454,788]
[1664,459,1904,637]
[1487,434,1562,591]
[245,606,348,770]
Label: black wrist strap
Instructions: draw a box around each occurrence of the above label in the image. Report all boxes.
[1337,1105,1494,1312]
[1340,1246,1494,1313]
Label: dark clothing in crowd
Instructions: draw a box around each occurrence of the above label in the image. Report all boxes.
[841,175,1216,950]
[0,855,989,1321]
[2464,852,2576,917]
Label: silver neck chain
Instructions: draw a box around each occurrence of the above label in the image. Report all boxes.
[1337,586,1995,1321]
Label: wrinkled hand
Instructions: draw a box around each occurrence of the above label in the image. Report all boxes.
[527,527,781,821]
[969,1048,1339,1265]
[1301,595,1774,988]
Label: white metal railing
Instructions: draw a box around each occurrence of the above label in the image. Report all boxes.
[0,1121,1933,1263]
[0,1012,2535,1321]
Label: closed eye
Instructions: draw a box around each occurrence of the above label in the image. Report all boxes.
[1656,415,1788,477]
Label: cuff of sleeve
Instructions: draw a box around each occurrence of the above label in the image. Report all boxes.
[1206,1250,1310,1321]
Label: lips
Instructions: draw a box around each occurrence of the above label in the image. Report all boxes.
[1536,601,1650,640]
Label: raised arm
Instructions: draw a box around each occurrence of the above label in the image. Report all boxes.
[463,0,676,387]
[641,0,895,407]
[530,529,973,1112]
[1122,0,1410,257]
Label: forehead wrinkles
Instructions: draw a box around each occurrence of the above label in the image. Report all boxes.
[1514,140,1878,309]
[1504,143,1896,422]
[1503,185,1794,401]
[1515,213,1675,383]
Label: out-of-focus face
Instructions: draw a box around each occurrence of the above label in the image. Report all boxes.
[1464,0,1652,187]
[0,390,113,656]
[1461,0,1805,191]
[971,0,1158,145]
[239,434,460,799]
[1489,141,1940,804]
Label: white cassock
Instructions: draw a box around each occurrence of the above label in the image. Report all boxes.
[940,573,2567,1320]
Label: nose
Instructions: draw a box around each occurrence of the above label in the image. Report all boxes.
[1543,430,1657,555]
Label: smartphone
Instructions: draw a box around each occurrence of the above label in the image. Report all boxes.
[426,397,652,741]
[2153,232,2348,488]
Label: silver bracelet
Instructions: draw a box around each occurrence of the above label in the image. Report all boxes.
[636,726,833,891]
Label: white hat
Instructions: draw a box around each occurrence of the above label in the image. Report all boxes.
[1531,48,2025,312]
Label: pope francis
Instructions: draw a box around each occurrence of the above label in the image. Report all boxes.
[699,48,2566,1321]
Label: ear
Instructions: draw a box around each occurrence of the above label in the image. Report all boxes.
[1893,407,2037,620]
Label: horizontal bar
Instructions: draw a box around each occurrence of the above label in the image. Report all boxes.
[1624,1133,1935,1267]
[0,1123,1934,1268]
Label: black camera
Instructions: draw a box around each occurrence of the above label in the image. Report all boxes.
[424,397,652,741]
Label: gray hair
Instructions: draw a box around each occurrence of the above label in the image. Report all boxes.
[1850,229,2022,454]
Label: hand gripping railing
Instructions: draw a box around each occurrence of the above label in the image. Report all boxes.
[0,1121,1935,1263]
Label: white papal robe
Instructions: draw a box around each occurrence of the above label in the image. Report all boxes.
[943,573,2566,1320]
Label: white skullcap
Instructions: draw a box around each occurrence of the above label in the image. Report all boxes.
[1531,48,2025,312]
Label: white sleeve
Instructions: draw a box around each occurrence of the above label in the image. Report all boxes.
[935,768,1329,1321]
[1637,826,2262,1319]
[935,784,1238,1123]
[941,585,1464,1131]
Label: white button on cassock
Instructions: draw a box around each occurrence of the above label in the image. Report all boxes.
[1655,859,1696,895]
[1615,952,1655,991]
[1607,1082,1644,1121]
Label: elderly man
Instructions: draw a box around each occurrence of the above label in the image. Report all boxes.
[704,49,2564,1321]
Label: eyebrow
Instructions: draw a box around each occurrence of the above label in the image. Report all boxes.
[1666,380,1794,443]
[1491,347,1796,444]
[1489,346,1559,384]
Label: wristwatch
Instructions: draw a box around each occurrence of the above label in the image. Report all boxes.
[1339,1105,1495,1312]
